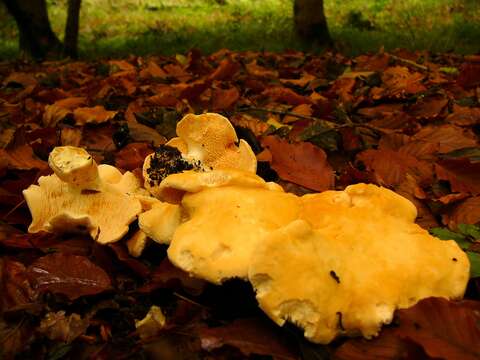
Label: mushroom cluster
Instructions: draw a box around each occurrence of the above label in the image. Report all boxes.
[23,112,470,345]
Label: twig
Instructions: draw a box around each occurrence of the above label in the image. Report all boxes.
[237,107,391,134]
[173,291,210,309]
[389,54,428,71]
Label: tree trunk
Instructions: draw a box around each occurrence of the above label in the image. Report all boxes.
[2,0,62,60]
[294,0,332,47]
[64,0,82,58]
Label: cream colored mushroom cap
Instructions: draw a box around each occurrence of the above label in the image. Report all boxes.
[167,113,257,173]
[48,146,98,188]
[249,185,470,344]
[167,185,300,284]
[157,169,281,203]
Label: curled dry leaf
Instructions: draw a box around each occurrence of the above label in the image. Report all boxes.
[38,311,89,343]
[27,253,111,300]
[435,158,480,196]
[261,135,334,192]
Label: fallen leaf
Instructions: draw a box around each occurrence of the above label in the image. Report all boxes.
[435,158,480,195]
[394,297,480,360]
[198,317,299,360]
[27,253,111,300]
[209,58,241,81]
[0,258,38,312]
[444,196,480,229]
[115,142,153,170]
[0,144,48,172]
[73,106,117,125]
[457,62,480,89]
[263,87,311,106]
[447,104,480,126]
[38,311,89,343]
[357,148,432,186]
[261,136,334,191]
[412,124,478,153]
[211,86,240,110]
[42,97,86,127]
[409,97,448,119]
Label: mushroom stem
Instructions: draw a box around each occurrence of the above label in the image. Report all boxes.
[48,146,100,189]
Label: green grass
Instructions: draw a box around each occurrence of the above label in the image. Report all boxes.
[0,0,479,60]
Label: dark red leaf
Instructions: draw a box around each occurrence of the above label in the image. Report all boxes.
[262,87,311,106]
[211,87,240,110]
[435,158,480,195]
[457,63,480,88]
[443,196,480,229]
[394,298,480,360]
[198,317,299,360]
[27,253,111,300]
[261,136,334,192]
[115,142,153,171]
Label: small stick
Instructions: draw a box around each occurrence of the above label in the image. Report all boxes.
[389,54,428,71]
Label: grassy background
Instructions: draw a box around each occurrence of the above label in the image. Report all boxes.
[0,0,479,60]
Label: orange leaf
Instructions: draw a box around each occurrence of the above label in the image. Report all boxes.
[261,136,334,191]
[357,148,433,186]
[73,106,117,125]
[211,87,240,110]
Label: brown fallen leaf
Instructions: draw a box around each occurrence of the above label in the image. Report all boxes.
[0,144,48,172]
[73,106,117,125]
[38,311,89,343]
[0,258,38,312]
[261,135,334,192]
[444,196,480,229]
[263,87,312,106]
[394,297,480,360]
[42,97,87,127]
[357,148,432,186]
[211,86,240,110]
[435,158,480,195]
[198,317,299,360]
[115,142,154,171]
[412,124,478,153]
[447,104,480,126]
[27,253,112,300]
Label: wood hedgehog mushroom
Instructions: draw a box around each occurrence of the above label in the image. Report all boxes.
[248,184,470,344]
[23,146,143,244]
[143,112,257,199]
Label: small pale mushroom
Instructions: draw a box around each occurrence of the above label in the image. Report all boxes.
[248,184,470,344]
[23,146,143,244]
[143,113,257,199]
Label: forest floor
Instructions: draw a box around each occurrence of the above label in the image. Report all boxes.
[1,0,480,59]
[0,48,479,359]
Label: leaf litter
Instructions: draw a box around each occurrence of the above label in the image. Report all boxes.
[0,48,479,359]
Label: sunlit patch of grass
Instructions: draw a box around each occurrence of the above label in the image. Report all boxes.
[0,0,479,59]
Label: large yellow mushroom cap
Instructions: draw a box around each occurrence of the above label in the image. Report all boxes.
[249,184,470,344]
[167,185,300,284]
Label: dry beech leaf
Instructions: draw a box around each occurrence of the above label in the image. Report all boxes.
[73,106,117,125]
[27,253,111,300]
[262,87,311,106]
[412,124,478,153]
[211,86,240,110]
[198,317,299,360]
[444,196,480,229]
[435,159,480,196]
[261,135,334,191]
[357,148,432,186]
[394,297,480,360]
